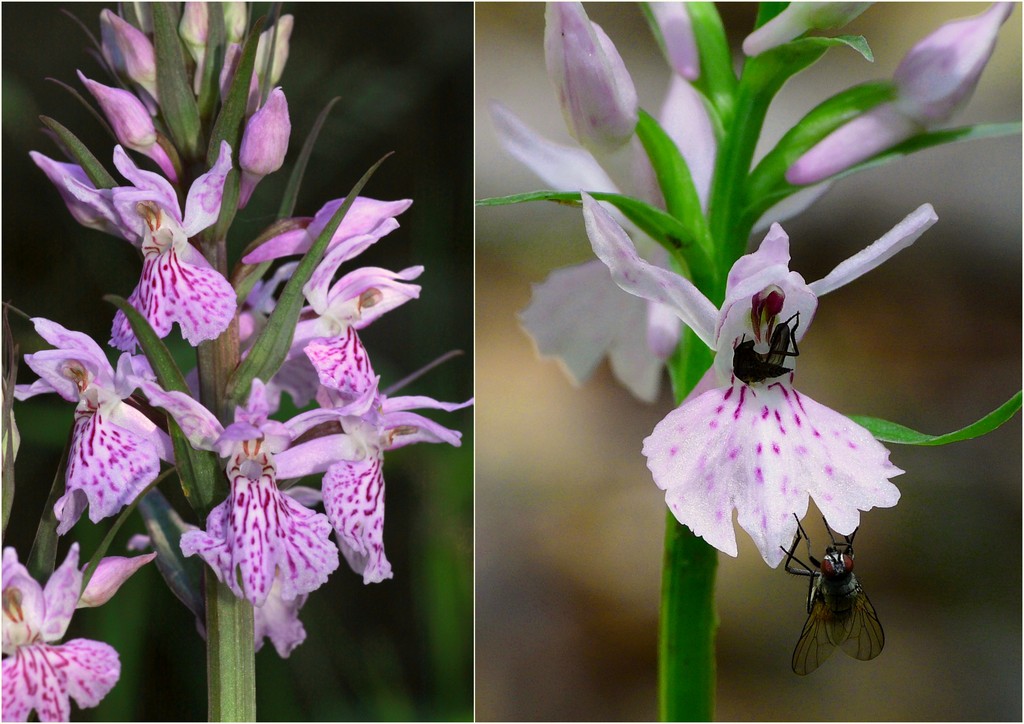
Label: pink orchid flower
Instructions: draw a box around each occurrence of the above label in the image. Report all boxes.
[139,379,340,607]
[582,192,938,565]
[14,318,172,535]
[276,392,472,584]
[2,545,121,722]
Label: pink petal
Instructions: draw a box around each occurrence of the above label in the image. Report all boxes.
[489,100,619,192]
[77,553,157,608]
[58,411,161,534]
[324,456,392,584]
[302,224,400,313]
[650,3,700,79]
[40,545,82,643]
[0,640,119,722]
[110,243,236,352]
[303,327,378,400]
[137,380,223,451]
[254,581,307,658]
[644,381,901,566]
[582,193,718,347]
[808,204,938,296]
[181,141,233,237]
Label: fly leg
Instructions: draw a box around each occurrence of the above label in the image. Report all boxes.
[781,515,819,614]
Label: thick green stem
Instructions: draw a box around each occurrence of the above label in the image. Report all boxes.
[205,567,256,721]
[659,514,718,722]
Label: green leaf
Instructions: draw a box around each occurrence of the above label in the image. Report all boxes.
[81,467,174,594]
[39,116,118,189]
[277,96,342,220]
[103,295,222,515]
[152,2,202,159]
[26,428,72,581]
[635,109,712,253]
[231,217,310,304]
[225,153,392,406]
[477,189,716,286]
[686,2,737,126]
[754,3,789,29]
[850,391,1021,446]
[138,487,206,622]
[196,0,226,125]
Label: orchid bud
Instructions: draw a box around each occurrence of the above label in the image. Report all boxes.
[648,3,700,80]
[99,9,158,103]
[893,2,1013,123]
[223,2,248,43]
[77,71,177,181]
[239,87,291,207]
[743,3,872,56]
[544,2,638,154]
[254,14,294,87]
[786,3,1013,186]
[180,2,209,95]
[76,553,157,608]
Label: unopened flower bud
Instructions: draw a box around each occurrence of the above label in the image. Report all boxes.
[743,3,871,56]
[255,14,294,87]
[649,3,700,80]
[78,71,177,181]
[544,2,638,154]
[786,3,1012,186]
[77,553,157,608]
[180,2,209,95]
[99,9,158,103]
[224,2,248,43]
[239,87,291,207]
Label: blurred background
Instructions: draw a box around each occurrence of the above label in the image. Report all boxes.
[3,3,472,720]
[477,3,1021,721]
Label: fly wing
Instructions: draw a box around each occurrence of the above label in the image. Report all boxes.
[791,601,838,676]
[838,590,885,662]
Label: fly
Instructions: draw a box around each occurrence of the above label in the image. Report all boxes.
[781,515,884,675]
[732,312,800,384]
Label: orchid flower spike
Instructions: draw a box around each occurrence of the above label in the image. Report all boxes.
[2,545,121,721]
[787,2,1014,185]
[13,318,172,535]
[582,193,938,565]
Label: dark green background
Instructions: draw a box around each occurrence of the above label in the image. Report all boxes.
[3,3,473,720]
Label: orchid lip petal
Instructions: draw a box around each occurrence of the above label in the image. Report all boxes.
[809,204,938,296]
[582,193,717,348]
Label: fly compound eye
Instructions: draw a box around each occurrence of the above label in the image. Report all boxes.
[842,554,854,572]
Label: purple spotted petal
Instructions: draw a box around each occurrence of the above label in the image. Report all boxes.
[57,410,161,535]
[643,380,901,566]
[1,549,46,652]
[21,318,114,400]
[301,223,401,312]
[40,545,83,642]
[323,456,392,584]
[137,380,223,452]
[110,242,236,352]
[303,327,378,399]
[181,451,339,606]
[1,640,120,722]
[311,265,423,329]
[254,580,307,658]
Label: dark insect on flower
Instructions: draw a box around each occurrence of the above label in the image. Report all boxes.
[733,312,800,384]
[781,515,884,675]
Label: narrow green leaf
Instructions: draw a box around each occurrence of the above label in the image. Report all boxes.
[278,96,342,219]
[138,487,206,622]
[81,467,174,594]
[754,3,789,29]
[850,391,1021,446]
[153,2,202,159]
[103,295,222,514]
[196,1,227,125]
[2,310,19,542]
[478,190,693,254]
[687,2,737,125]
[231,216,310,304]
[39,116,118,189]
[27,427,72,581]
[226,154,392,406]
[635,109,712,253]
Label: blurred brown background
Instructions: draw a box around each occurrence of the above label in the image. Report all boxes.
[476,3,1021,721]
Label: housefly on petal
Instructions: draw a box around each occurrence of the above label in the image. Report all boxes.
[781,515,884,675]
[733,312,800,384]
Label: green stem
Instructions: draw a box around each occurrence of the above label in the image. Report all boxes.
[659,514,718,722]
[204,567,256,720]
